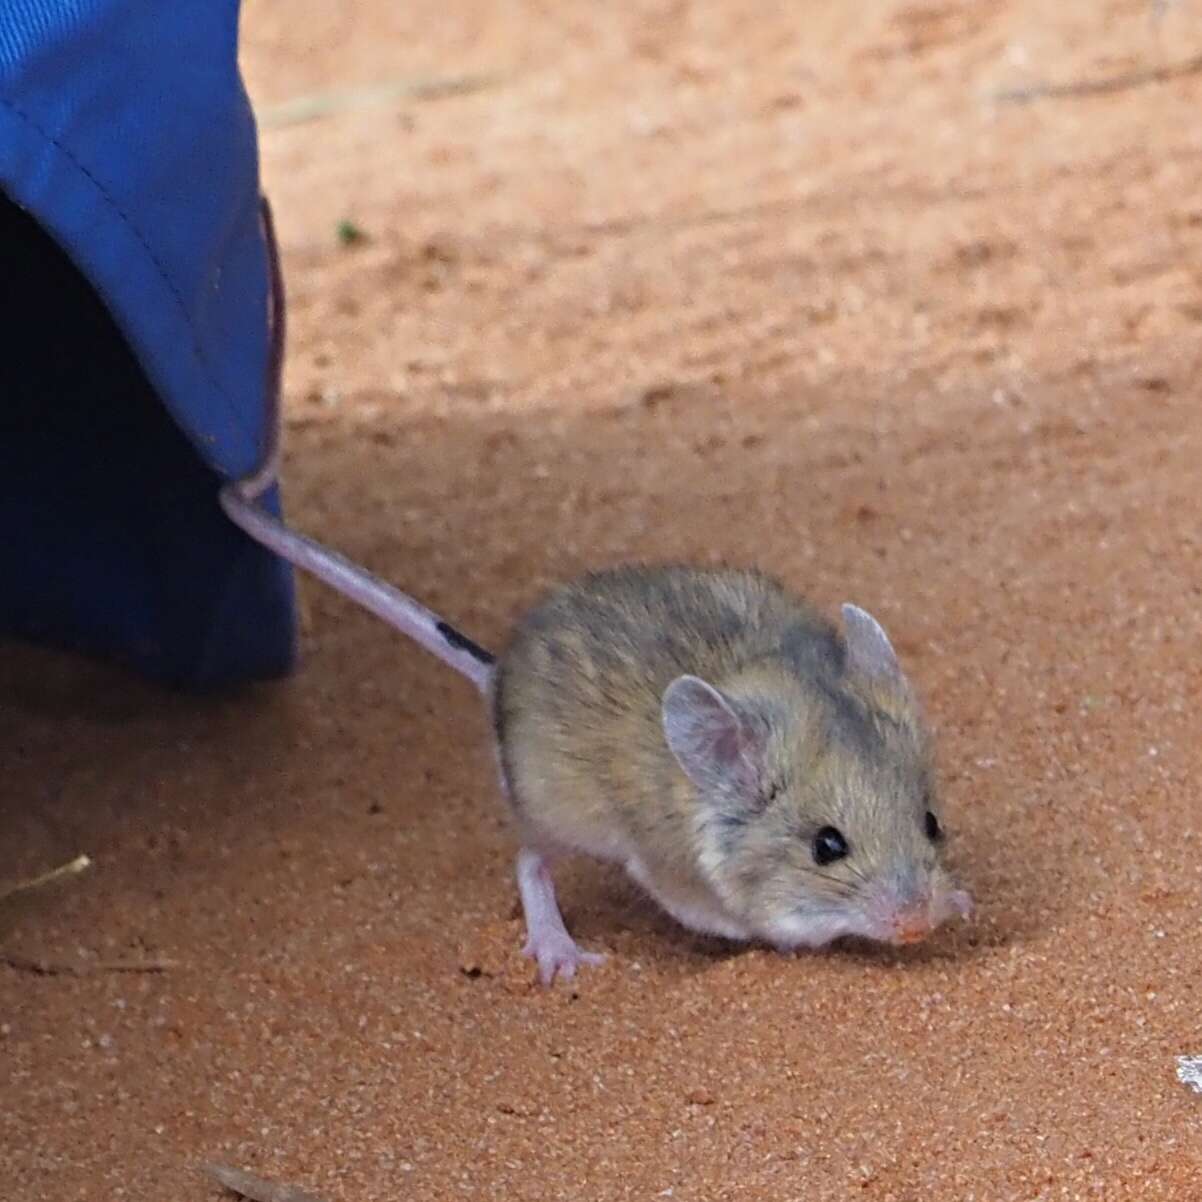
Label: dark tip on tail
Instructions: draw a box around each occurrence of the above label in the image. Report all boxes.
[436,621,495,667]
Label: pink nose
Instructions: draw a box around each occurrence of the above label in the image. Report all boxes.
[888,908,932,946]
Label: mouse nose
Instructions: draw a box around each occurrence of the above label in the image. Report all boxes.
[888,909,933,945]
[873,869,936,945]
[881,888,934,945]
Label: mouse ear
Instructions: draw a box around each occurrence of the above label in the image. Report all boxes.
[662,675,760,796]
[841,603,905,688]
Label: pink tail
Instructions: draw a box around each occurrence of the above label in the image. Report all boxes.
[220,485,494,694]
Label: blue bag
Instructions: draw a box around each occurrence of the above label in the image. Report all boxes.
[0,0,296,687]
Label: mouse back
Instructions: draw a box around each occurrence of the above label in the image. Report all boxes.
[493,564,836,762]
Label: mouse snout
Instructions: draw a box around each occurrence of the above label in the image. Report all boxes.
[869,875,935,946]
[885,903,934,946]
[870,875,972,945]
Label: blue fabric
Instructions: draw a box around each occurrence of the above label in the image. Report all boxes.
[0,0,296,687]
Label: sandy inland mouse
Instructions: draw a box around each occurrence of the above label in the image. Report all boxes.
[222,489,972,984]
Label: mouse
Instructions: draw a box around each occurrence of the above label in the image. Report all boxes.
[221,485,972,985]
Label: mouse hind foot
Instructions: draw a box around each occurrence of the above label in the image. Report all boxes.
[515,848,604,985]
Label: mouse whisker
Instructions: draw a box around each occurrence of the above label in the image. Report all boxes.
[791,867,860,896]
[811,858,868,888]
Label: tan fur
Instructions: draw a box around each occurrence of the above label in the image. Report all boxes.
[492,564,967,947]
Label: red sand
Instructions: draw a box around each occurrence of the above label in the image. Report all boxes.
[6,1,1202,1197]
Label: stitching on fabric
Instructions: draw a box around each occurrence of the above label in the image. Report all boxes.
[0,94,258,444]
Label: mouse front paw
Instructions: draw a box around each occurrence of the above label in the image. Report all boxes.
[521,930,605,986]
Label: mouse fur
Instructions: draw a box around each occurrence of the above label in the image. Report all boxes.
[493,565,971,971]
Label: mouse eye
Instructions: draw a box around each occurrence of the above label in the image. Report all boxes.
[924,810,943,842]
[812,825,849,866]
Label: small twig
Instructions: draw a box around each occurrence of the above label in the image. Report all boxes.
[995,51,1202,104]
[0,856,155,978]
[0,854,91,904]
[260,73,497,128]
[0,952,179,977]
[199,1162,329,1202]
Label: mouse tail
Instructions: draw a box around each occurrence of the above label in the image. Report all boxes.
[219,485,495,693]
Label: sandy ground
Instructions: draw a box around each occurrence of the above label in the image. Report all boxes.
[7,1,1202,1198]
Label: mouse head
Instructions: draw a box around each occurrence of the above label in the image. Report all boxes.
[661,604,972,950]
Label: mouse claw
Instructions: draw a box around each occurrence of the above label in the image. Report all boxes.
[522,933,605,985]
